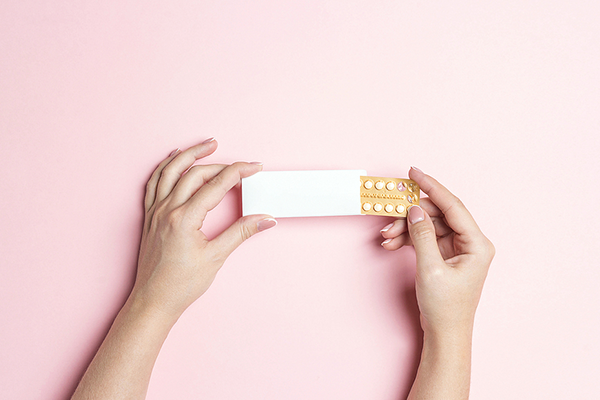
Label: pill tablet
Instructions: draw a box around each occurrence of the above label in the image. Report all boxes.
[359,175,419,217]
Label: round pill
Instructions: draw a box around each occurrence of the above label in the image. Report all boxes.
[364,180,373,189]
[397,182,406,191]
[396,204,405,213]
[373,203,383,212]
[362,202,372,211]
[385,181,395,190]
[384,204,394,212]
[375,181,384,190]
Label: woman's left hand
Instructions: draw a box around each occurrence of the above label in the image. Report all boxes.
[133,139,276,319]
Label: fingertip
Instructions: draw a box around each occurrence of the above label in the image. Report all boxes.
[240,162,264,178]
[257,217,277,232]
[408,166,420,179]
[380,222,394,234]
[408,205,425,225]
[381,236,406,251]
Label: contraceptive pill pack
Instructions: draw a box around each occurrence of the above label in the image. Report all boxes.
[241,170,420,218]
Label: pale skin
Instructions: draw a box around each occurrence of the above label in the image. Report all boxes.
[71,139,495,400]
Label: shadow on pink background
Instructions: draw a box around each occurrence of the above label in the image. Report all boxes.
[1,1,599,399]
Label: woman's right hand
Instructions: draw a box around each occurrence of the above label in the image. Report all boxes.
[380,167,495,337]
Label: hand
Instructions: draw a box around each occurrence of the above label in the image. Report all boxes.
[132,139,277,319]
[380,167,495,336]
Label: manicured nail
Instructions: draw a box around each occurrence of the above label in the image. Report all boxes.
[381,238,392,246]
[250,161,263,165]
[408,205,424,224]
[202,137,215,144]
[380,223,393,233]
[410,166,423,173]
[169,148,180,156]
[257,218,277,232]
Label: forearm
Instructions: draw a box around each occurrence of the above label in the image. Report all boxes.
[407,325,473,400]
[71,293,178,400]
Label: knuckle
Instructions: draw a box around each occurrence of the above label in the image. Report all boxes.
[451,195,464,210]
[152,201,169,219]
[189,165,203,174]
[238,222,254,241]
[486,238,496,259]
[165,207,185,228]
[160,164,176,180]
[207,173,224,187]
[474,236,495,261]
[442,194,464,214]
[411,223,433,241]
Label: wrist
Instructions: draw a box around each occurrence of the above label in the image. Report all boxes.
[421,323,474,364]
[420,313,475,342]
[124,289,182,330]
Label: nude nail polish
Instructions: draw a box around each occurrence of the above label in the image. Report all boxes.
[408,205,424,224]
[257,218,277,232]
[380,223,393,233]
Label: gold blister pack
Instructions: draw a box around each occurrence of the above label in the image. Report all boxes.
[359,176,420,217]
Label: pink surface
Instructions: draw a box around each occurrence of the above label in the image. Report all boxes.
[1,1,599,399]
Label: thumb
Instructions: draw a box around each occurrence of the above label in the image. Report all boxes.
[208,214,277,261]
[407,205,444,269]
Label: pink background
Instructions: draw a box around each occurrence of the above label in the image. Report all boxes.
[1,1,599,399]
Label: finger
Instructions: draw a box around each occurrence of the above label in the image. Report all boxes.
[381,215,453,239]
[419,197,444,218]
[381,232,412,251]
[438,233,458,261]
[431,216,453,238]
[169,164,228,208]
[185,162,263,227]
[155,138,218,204]
[409,167,481,237]
[406,205,445,270]
[380,219,407,238]
[145,148,181,211]
[379,197,443,238]
[208,214,277,263]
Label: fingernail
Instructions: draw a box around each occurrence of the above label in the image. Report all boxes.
[250,161,263,165]
[380,223,393,233]
[169,148,180,156]
[408,205,424,224]
[202,137,215,144]
[381,238,392,246]
[410,166,423,173]
[257,218,277,232]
